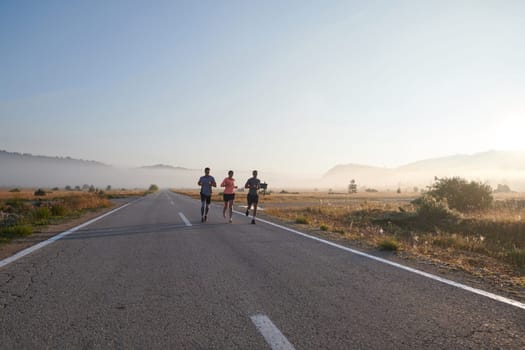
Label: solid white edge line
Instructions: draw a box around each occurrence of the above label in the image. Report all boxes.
[0,197,144,269]
[178,212,192,226]
[233,209,525,311]
[250,314,296,350]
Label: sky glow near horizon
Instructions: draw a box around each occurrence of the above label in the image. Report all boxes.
[1,0,524,176]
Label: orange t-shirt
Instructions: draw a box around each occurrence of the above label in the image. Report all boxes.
[221,177,236,194]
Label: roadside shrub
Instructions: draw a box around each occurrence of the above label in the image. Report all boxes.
[506,248,525,267]
[3,225,33,237]
[9,188,21,192]
[149,184,159,191]
[295,216,309,224]
[320,224,329,231]
[412,195,458,223]
[378,238,400,251]
[51,204,68,217]
[426,177,493,212]
[34,206,51,221]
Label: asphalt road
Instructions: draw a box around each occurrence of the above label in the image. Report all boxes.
[1,190,524,349]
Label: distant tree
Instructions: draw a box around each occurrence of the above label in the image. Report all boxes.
[413,186,419,193]
[82,184,89,191]
[106,185,112,191]
[494,184,512,193]
[397,188,401,194]
[88,185,96,193]
[74,186,81,191]
[149,184,159,191]
[34,188,46,196]
[365,188,378,193]
[52,187,59,191]
[65,185,72,191]
[348,179,357,194]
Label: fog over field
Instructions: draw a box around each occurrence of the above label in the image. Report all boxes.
[1,150,524,191]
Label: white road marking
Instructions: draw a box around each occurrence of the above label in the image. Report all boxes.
[232,210,525,310]
[238,205,264,211]
[0,201,135,269]
[250,314,295,350]
[178,212,192,226]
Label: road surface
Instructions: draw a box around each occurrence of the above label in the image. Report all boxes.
[1,190,523,349]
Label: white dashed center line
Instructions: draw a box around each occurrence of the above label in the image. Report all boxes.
[250,314,295,350]
[178,212,192,226]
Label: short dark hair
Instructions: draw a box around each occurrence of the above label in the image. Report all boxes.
[205,167,210,172]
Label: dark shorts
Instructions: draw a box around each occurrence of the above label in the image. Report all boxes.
[223,193,235,202]
[247,194,259,206]
[200,193,211,205]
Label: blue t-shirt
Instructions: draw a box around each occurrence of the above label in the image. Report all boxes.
[245,177,261,196]
[199,175,216,196]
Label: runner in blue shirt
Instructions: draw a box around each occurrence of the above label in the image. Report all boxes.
[198,167,216,222]
[244,170,261,224]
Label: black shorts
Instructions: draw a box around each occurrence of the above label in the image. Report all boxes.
[247,194,259,206]
[200,193,211,204]
[223,193,235,202]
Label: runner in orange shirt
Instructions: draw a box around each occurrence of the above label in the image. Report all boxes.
[220,170,237,223]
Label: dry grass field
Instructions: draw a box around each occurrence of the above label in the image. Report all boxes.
[0,188,149,244]
[0,188,148,200]
[175,188,525,299]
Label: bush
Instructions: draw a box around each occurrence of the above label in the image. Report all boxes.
[51,205,68,217]
[378,238,400,251]
[320,224,329,231]
[34,206,51,221]
[412,195,457,222]
[426,177,493,212]
[295,216,309,224]
[34,188,46,196]
[3,225,33,237]
[9,188,21,192]
[507,248,525,267]
[149,184,159,191]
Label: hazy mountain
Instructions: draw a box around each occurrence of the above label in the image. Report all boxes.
[398,150,525,172]
[0,150,109,167]
[322,151,525,191]
[2,149,524,190]
[0,150,200,189]
[139,164,193,171]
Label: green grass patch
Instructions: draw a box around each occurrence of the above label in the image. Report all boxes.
[507,248,525,268]
[295,216,309,224]
[2,225,33,237]
[378,237,400,251]
[34,206,51,221]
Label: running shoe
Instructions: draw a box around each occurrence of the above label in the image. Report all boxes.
[245,209,249,216]
[251,219,256,224]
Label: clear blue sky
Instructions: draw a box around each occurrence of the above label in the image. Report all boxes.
[1,0,524,176]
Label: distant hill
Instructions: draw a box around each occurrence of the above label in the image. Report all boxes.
[322,151,525,191]
[0,150,109,167]
[139,164,193,171]
[0,150,199,188]
[398,150,525,172]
